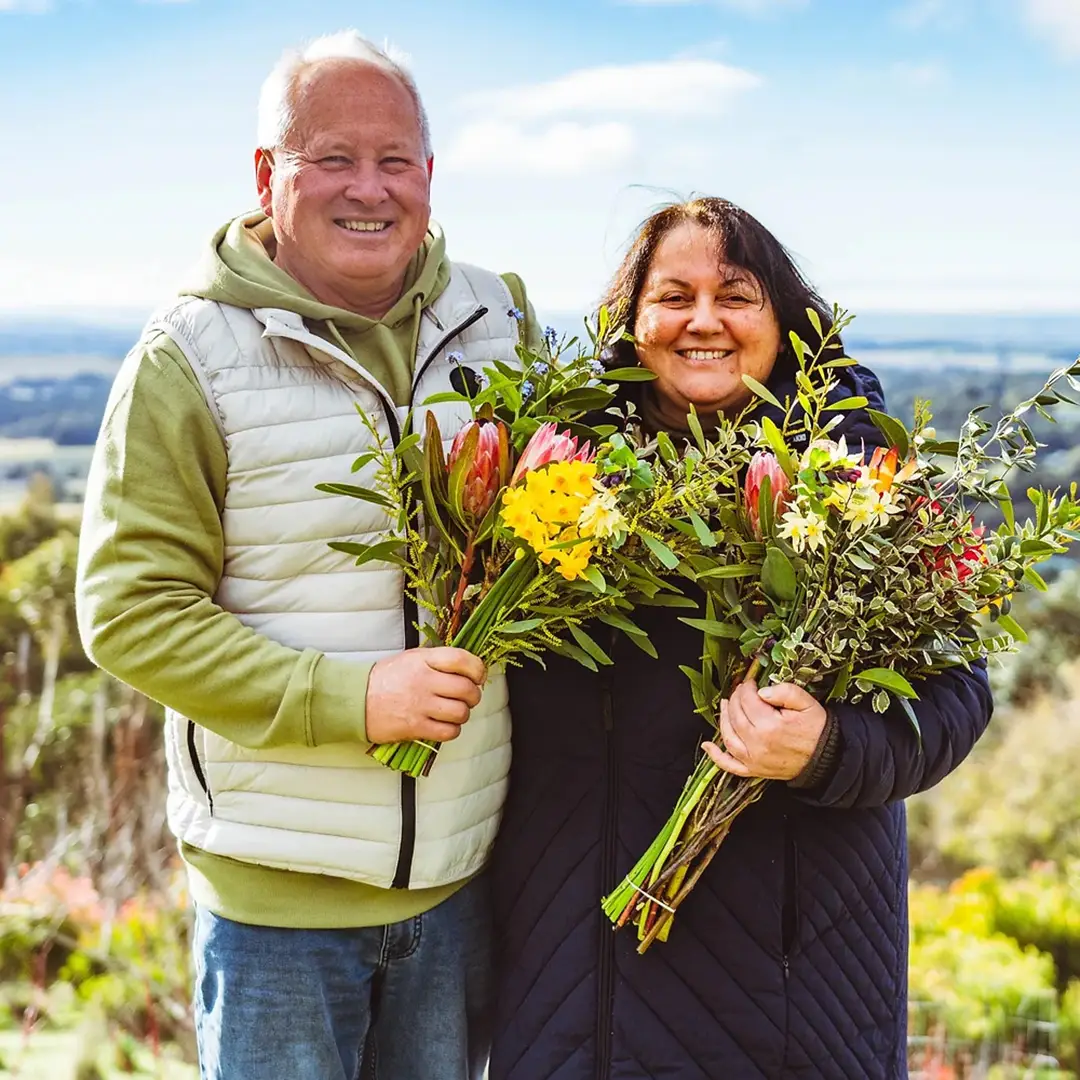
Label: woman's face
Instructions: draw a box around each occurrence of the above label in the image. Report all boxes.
[633,222,782,419]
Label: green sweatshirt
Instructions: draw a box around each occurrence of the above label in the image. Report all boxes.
[77,211,539,928]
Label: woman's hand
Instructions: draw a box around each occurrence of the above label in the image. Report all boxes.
[702,681,828,781]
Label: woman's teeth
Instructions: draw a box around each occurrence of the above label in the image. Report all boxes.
[680,349,733,361]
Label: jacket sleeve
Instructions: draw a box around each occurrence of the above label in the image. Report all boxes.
[795,659,994,809]
[75,331,374,749]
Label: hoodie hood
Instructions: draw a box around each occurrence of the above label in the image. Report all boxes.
[178,210,451,405]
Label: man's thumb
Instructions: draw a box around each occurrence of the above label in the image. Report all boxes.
[758,682,815,712]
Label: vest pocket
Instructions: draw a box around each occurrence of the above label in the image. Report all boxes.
[186,720,214,816]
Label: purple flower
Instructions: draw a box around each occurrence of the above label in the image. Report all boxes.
[447,350,464,364]
[532,361,549,377]
[521,380,535,400]
[544,326,559,351]
[587,359,605,377]
[508,306,525,321]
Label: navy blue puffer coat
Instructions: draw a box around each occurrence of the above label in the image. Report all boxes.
[489,359,994,1080]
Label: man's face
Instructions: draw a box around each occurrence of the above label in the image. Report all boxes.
[256,60,432,317]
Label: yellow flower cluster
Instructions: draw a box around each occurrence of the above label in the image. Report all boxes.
[500,460,623,580]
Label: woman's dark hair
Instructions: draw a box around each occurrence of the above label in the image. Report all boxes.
[600,196,831,369]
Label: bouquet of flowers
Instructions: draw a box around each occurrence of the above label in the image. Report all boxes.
[603,309,1080,951]
[319,315,731,776]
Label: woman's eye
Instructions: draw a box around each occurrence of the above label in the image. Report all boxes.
[660,294,689,304]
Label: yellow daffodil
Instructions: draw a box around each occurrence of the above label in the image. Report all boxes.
[578,489,626,539]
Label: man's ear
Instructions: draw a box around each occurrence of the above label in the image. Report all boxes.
[255,148,274,215]
[426,155,434,181]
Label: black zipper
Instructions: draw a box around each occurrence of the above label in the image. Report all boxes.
[413,306,488,391]
[596,642,618,1079]
[389,305,488,890]
[186,720,213,816]
[781,810,799,963]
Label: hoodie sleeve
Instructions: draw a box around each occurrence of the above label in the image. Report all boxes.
[795,660,994,809]
[75,331,374,749]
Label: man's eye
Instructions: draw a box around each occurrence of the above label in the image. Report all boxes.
[320,156,351,167]
[382,157,410,168]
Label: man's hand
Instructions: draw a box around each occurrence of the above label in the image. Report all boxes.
[702,680,827,781]
[365,647,487,746]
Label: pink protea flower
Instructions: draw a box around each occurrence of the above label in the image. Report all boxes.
[511,422,594,485]
[449,419,511,521]
[745,451,792,539]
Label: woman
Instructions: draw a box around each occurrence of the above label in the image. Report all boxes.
[489,198,993,1080]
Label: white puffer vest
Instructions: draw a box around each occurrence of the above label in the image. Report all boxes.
[153,263,519,890]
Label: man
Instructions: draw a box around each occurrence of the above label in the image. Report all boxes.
[75,30,537,1080]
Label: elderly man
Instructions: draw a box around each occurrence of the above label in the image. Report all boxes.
[76,31,536,1080]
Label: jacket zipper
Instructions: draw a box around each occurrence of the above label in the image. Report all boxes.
[390,305,489,890]
[186,720,213,815]
[779,810,799,1075]
[596,643,618,1079]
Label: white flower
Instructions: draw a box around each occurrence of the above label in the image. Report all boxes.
[779,508,827,553]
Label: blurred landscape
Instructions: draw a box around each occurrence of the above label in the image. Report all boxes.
[1,312,1080,1078]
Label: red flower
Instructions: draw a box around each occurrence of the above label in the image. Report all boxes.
[745,451,792,539]
[449,419,511,522]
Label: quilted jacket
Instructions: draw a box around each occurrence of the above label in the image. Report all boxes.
[490,357,995,1080]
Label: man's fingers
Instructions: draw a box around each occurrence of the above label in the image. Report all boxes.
[702,742,751,777]
[732,680,777,727]
[719,702,751,764]
[425,695,472,726]
[430,671,483,708]
[413,718,464,743]
[426,646,487,686]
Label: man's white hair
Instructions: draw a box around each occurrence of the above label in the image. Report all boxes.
[257,30,433,158]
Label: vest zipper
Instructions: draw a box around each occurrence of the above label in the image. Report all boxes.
[780,810,798,1075]
[186,720,213,816]
[412,306,488,390]
[596,641,618,1079]
[390,304,491,890]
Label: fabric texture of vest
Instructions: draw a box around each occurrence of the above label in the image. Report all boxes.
[149,263,519,890]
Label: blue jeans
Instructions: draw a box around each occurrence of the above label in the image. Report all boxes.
[192,875,493,1080]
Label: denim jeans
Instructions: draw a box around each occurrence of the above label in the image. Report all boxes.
[192,875,493,1080]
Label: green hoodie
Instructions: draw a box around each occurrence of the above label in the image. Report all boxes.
[77,211,538,928]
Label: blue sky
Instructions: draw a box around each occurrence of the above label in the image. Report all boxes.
[1,0,1078,320]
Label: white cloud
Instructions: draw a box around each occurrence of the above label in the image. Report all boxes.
[1024,0,1080,58]
[441,120,636,176]
[618,0,806,12]
[462,58,761,121]
[444,56,761,176]
[0,0,51,12]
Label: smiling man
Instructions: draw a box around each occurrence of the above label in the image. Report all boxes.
[75,30,537,1080]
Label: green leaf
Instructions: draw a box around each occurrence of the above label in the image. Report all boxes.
[602,367,658,382]
[697,562,759,579]
[501,618,545,634]
[315,482,394,510]
[569,623,614,665]
[853,667,919,699]
[678,618,742,639]
[827,663,852,701]
[824,396,869,412]
[742,375,783,410]
[688,511,717,548]
[995,480,1015,532]
[349,450,380,473]
[995,613,1028,642]
[328,538,405,567]
[1023,565,1048,591]
[549,639,598,672]
[899,697,923,749]
[686,406,707,452]
[656,431,678,464]
[582,566,607,593]
[638,593,700,609]
[806,307,823,339]
[640,533,680,569]
[761,546,797,604]
[421,391,470,405]
[866,410,910,458]
[761,416,795,478]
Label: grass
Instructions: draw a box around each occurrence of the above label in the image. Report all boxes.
[0,1031,196,1080]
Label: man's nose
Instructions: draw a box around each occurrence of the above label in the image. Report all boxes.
[343,161,389,204]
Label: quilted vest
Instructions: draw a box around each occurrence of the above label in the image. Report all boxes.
[152,263,519,890]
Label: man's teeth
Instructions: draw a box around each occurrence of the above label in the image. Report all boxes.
[339,221,389,232]
[682,349,732,361]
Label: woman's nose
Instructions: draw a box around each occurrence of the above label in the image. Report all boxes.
[686,298,724,335]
